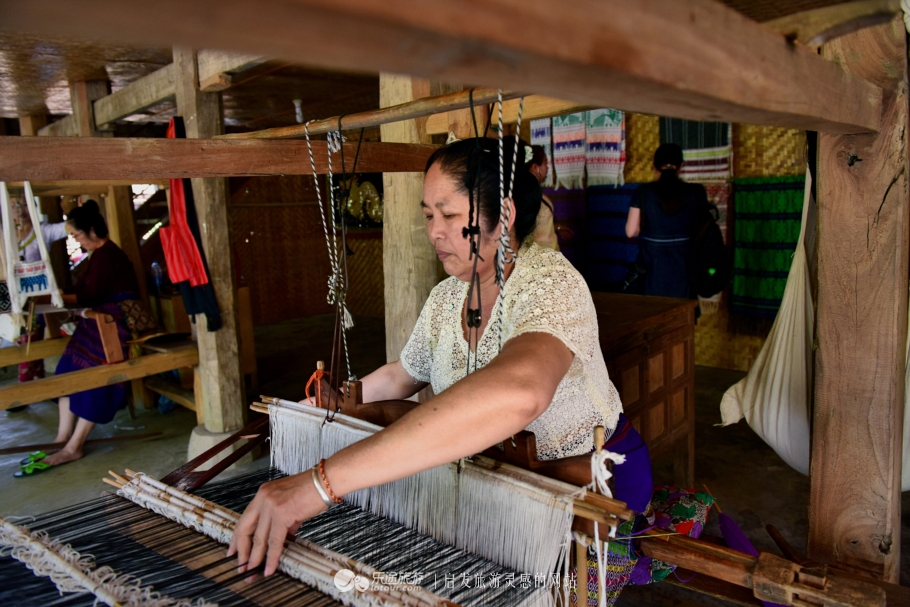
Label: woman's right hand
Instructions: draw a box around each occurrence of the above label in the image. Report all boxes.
[227,472,328,577]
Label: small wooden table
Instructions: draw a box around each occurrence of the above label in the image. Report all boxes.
[592,292,698,487]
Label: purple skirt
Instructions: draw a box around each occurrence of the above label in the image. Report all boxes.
[601,413,653,514]
[56,300,132,425]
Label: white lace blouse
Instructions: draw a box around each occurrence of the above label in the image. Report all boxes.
[400,241,623,460]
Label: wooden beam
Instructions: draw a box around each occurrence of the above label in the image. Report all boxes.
[144,374,196,412]
[70,80,111,137]
[173,46,244,434]
[765,0,900,48]
[18,115,47,137]
[0,137,435,181]
[0,347,199,410]
[105,185,149,304]
[380,74,438,366]
[425,95,596,135]
[219,87,519,140]
[196,50,268,92]
[37,115,76,137]
[809,17,907,582]
[94,63,176,127]
[0,338,69,367]
[1,0,883,134]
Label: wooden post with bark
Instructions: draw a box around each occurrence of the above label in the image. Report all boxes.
[379,74,438,366]
[173,46,244,434]
[809,17,907,582]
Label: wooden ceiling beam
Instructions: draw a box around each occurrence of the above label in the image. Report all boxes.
[765,0,900,48]
[37,115,76,137]
[0,0,883,134]
[94,63,176,127]
[196,50,268,92]
[0,136,436,181]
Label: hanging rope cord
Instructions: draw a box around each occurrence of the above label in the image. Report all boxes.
[462,89,493,377]
[303,120,365,419]
[495,91,525,350]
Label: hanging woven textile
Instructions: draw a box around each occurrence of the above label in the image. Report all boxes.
[585,109,625,187]
[729,176,805,327]
[0,181,64,314]
[530,117,555,187]
[659,118,731,182]
[552,112,586,189]
[719,172,812,475]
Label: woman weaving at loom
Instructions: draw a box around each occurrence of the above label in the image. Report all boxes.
[230,137,652,580]
[19,201,141,472]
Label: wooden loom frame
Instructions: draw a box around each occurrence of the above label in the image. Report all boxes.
[0,0,906,594]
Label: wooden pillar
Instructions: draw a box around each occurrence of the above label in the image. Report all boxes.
[70,80,110,137]
[379,74,438,363]
[18,114,47,137]
[105,185,148,305]
[173,46,244,434]
[809,17,907,582]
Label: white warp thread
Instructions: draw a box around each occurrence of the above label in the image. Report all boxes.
[269,399,575,586]
[0,518,211,607]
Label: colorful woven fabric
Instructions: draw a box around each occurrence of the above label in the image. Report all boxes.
[553,113,586,190]
[731,176,805,320]
[530,117,555,187]
[660,118,732,182]
[681,146,731,182]
[585,109,625,187]
[571,518,638,607]
[629,486,715,585]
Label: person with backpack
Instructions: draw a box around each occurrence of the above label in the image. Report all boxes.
[625,143,718,299]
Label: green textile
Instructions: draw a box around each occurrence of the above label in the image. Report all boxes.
[731,176,805,319]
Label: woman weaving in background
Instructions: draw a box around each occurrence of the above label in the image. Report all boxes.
[230,137,652,579]
[21,201,141,471]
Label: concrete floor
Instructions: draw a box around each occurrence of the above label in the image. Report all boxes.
[1,313,907,603]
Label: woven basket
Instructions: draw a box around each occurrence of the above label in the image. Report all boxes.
[733,124,806,177]
[624,113,660,184]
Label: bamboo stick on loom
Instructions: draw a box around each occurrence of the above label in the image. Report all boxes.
[216,88,521,140]
[106,471,451,607]
[252,399,634,527]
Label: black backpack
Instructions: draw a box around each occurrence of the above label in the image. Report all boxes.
[689,204,732,298]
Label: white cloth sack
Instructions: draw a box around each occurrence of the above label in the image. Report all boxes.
[0,181,64,314]
[719,171,813,475]
[721,171,910,490]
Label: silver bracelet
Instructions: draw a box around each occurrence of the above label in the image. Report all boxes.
[311,466,334,508]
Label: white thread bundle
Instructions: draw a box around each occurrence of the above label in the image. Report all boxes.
[0,517,211,607]
[588,450,626,500]
[266,398,576,598]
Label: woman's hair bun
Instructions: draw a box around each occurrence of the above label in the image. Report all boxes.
[80,199,101,215]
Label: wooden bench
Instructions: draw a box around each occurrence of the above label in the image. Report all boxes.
[0,339,199,411]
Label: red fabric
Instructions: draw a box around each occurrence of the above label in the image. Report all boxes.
[160,120,209,287]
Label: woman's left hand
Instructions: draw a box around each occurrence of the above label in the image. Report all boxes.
[227,473,328,577]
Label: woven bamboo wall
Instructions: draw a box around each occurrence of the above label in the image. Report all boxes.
[229,175,385,326]
[624,113,660,184]
[732,124,806,177]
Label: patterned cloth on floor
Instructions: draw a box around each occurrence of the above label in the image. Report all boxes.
[585,110,625,187]
[530,118,555,187]
[553,113,587,189]
[731,176,805,320]
[629,486,716,585]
